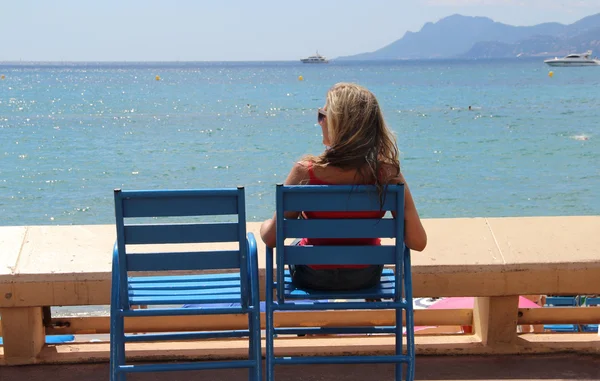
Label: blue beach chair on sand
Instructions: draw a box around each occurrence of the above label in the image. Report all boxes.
[110,188,261,381]
[582,296,600,333]
[265,184,414,381]
[543,296,580,332]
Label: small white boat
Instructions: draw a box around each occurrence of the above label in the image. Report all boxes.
[544,50,600,67]
[301,51,329,64]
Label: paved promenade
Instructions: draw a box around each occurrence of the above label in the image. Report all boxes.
[1,355,599,380]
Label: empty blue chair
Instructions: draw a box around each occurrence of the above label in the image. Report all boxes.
[581,296,600,333]
[543,296,580,332]
[110,187,261,381]
[265,184,414,381]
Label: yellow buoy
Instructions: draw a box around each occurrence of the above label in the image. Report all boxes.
[0,75,5,80]
[298,75,304,81]
[155,75,161,81]
[548,71,554,78]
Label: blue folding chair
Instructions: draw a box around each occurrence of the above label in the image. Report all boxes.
[581,296,599,333]
[265,184,414,381]
[543,296,580,332]
[110,187,261,381]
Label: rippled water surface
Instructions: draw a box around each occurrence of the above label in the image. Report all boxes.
[1,59,598,225]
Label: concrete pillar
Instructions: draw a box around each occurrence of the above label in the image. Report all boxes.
[0,307,45,365]
[473,296,519,349]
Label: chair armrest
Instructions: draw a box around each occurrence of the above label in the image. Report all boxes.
[246,233,260,305]
[112,241,119,271]
[111,241,121,307]
[246,233,258,272]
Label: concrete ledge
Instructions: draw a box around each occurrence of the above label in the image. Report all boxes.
[1,216,599,366]
[20,307,596,336]
[38,309,473,335]
[1,216,599,307]
[0,227,27,277]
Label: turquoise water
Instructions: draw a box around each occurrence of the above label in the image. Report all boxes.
[1,60,599,225]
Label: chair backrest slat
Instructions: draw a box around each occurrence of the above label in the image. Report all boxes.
[282,185,397,212]
[125,223,239,244]
[126,251,241,271]
[285,245,396,265]
[284,218,396,239]
[586,297,600,306]
[545,296,578,307]
[122,191,239,218]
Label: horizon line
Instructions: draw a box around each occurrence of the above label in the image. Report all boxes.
[0,56,554,65]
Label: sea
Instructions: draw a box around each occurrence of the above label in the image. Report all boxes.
[1,59,598,318]
[1,59,598,226]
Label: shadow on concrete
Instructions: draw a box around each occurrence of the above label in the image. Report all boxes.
[1,355,599,380]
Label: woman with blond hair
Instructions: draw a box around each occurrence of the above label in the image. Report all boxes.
[260,82,427,291]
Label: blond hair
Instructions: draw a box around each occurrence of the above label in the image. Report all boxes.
[306,83,400,192]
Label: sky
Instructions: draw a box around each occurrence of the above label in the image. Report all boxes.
[1,0,599,62]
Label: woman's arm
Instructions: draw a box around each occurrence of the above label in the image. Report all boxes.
[392,172,427,252]
[260,162,309,248]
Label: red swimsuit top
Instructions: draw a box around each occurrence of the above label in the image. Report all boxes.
[298,163,386,269]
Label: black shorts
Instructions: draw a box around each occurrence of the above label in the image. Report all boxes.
[289,263,383,291]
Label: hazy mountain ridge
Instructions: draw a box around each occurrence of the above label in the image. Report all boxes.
[337,13,600,60]
[465,26,600,58]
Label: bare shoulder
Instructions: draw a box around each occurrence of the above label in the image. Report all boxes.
[285,160,312,185]
[292,160,312,177]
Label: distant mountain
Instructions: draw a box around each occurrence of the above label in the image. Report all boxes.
[337,13,600,60]
[464,26,600,58]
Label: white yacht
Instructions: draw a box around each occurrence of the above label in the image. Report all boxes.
[544,50,600,67]
[301,51,329,64]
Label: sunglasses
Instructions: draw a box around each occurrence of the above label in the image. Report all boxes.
[317,108,327,123]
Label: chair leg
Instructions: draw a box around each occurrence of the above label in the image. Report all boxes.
[111,314,126,381]
[406,317,415,381]
[248,311,254,381]
[265,303,274,381]
[254,309,262,381]
[109,315,115,379]
[109,311,117,381]
[395,306,403,381]
[248,309,262,381]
